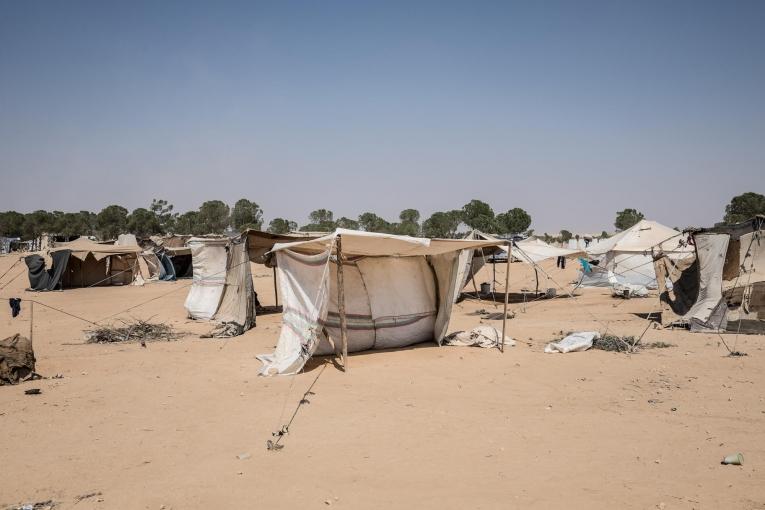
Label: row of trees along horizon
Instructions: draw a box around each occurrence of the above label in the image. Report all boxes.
[0,192,763,243]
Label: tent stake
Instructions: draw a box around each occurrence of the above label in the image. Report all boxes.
[272,266,279,307]
[336,235,349,371]
[500,241,511,353]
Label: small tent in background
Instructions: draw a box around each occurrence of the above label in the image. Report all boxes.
[258,229,502,375]
[145,235,194,281]
[25,238,143,290]
[579,220,693,289]
[659,216,765,333]
[454,231,583,299]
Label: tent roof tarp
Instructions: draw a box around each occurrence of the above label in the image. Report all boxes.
[244,230,320,264]
[50,237,142,261]
[587,220,690,256]
[270,229,504,257]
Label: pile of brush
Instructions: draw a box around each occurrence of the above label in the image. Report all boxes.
[592,335,675,353]
[84,319,182,344]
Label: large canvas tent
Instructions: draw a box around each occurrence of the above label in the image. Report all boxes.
[658,216,765,333]
[25,238,143,290]
[257,229,503,375]
[579,220,693,289]
[184,236,254,336]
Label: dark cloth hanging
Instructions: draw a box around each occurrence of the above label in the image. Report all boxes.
[556,256,566,269]
[9,298,21,318]
[25,250,71,291]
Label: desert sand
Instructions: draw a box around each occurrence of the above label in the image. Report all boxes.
[1,253,764,509]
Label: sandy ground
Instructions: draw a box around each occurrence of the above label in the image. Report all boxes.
[1,253,764,510]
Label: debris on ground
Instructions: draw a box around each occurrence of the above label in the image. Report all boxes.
[24,388,41,395]
[545,332,600,353]
[84,319,182,344]
[74,492,102,503]
[444,325,516,348]
[644,341,675,349]
[7,501,56,510]
[0,334,36,385]
[721,453,744,465]
[592,334,637,353]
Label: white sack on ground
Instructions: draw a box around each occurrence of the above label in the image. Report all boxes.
[611,282,649,298]
[545,331,600,353]
[443,325,516,348]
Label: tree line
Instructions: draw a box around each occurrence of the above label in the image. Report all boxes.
[0,198,533,241]
[1,192,761,242]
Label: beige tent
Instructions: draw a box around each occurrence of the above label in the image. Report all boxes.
[659,216,765,333]
[50,238,143,287]
[258,229,503,375]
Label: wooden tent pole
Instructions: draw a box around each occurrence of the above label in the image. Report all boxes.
[272,266,279,307]
[534,267,539,295]
[336,235,349,372]
[29,300,33,348]
[500,241,511,353]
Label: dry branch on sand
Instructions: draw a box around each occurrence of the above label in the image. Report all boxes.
[84,319,182,344]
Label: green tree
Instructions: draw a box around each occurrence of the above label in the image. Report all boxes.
[301,209,336,231]
[614,208,644,231]
[495,208,531,235]
[268,218,297,234]
[397,209,421,236]
[461,200,495,232]
[96,205,129,240]
[56,211,96,238]
[724,192,765,224]
[127,208,162,237]
[600,230,610,239]
[175,211,200,235]
[22,210,56,240]
[0,211,26,237]
[559,229,573,243]
[358,212,393,233]
[231,199,264,231]
[150,198,175,233]
[336,217,360,230]
[422,210,462,238]
[197,200,230,234]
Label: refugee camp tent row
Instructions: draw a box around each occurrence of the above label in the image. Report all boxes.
[25,237,144,290]
[454,231,584,300]
[578,220,694,290]
[257,229,503,375]
[657,215,765,334]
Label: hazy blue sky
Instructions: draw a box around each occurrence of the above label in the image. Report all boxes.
[1,1,763,233]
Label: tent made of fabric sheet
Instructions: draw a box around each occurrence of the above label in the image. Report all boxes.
[579,220,693,289]
[258,229,503,375]
[667,216,765,333]
[183,236,255,335]
[452,231,504,300]
[452,232,583,300]
[25,238,143,290]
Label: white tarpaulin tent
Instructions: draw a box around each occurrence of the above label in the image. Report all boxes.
[510,238,584,264]
[580,220,693,289]
[184,236,255,336]
[257,229,503,375]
